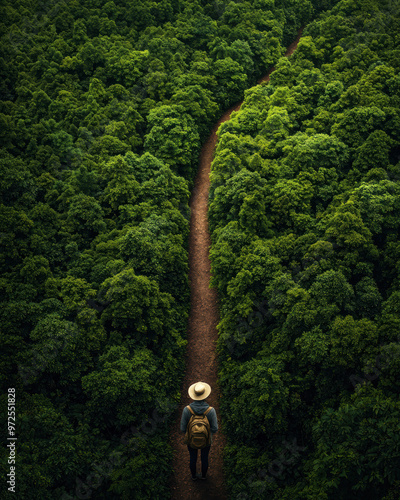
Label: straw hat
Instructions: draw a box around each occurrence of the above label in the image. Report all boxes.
[188,382,211,401]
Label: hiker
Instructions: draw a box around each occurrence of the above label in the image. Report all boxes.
[180,381,218,481]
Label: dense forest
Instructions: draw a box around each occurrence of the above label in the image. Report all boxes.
[0,0,399,498]
[0,0,321,498]
[209,0,400,498]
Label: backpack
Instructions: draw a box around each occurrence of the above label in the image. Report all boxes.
[184,405,213,449]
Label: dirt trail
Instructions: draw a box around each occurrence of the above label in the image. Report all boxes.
[169,28,303,500]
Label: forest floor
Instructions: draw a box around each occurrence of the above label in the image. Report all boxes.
[169,28,304,500]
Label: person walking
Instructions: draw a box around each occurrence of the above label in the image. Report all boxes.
[180,381,218,480]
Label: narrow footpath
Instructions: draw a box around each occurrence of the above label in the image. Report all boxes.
[169,28,303,500]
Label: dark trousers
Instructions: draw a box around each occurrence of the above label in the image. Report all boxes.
[187,445,211,477]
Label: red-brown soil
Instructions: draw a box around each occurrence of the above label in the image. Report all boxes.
[169,28,303,500]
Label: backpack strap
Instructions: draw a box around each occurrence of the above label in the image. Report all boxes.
[187,405,195,415]
[204,406,213,416]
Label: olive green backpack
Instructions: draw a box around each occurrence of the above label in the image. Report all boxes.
[184,406,213,449]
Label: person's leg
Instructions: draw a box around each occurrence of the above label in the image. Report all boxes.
[200,445,211,478]
[187,445,198,478]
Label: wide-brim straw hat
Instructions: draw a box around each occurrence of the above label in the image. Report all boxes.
[188,381,212,401]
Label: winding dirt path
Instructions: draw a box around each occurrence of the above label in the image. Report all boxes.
[169,28,303,500]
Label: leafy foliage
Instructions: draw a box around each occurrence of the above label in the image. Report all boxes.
[209,1,400,498]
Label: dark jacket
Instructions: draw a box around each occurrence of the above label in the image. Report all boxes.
[180,400,218,444]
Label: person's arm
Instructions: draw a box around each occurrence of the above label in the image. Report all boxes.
[209,408,218,434]
[180,406,190,433]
